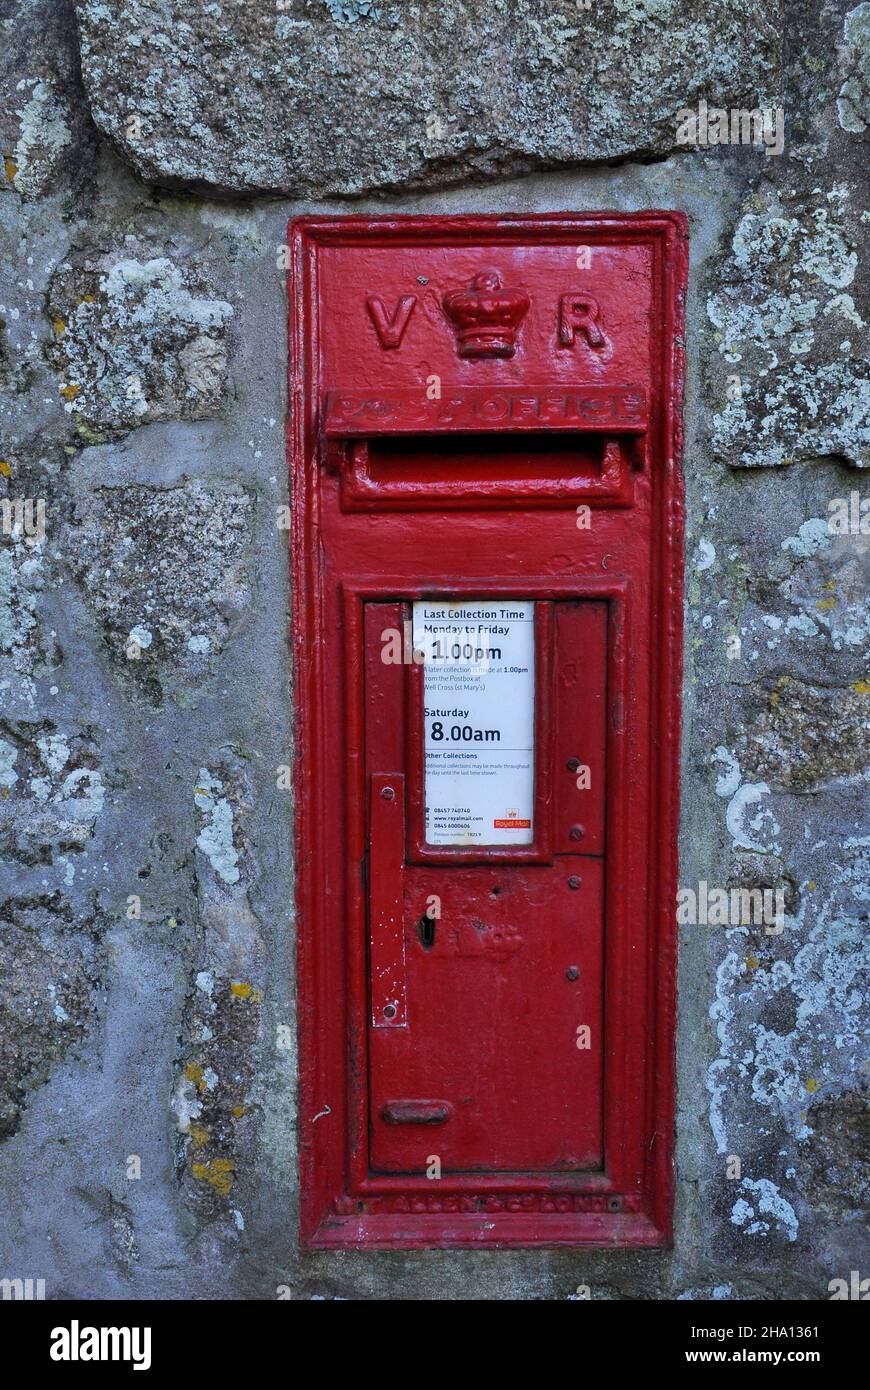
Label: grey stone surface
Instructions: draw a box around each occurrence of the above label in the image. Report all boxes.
[0,0,92,198]
[705,0,870,471]
[707,183,870,469]
[0,0,866,1301]
[0,719,104,864]
[0,894,106,1138]
[74,0,784,197]
[46,242,234,442]
[67,480,254,702]
[838,3,870,133]
[173,754,266,1230]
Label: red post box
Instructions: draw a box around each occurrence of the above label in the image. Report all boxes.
[289,214,687,1248]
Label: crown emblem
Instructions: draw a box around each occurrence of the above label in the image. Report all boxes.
[442,270,530,359]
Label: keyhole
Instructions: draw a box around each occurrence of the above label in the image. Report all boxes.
[418,914,436,949]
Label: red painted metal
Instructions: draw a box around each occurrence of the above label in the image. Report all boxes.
[289,213,687,1249]
[368,771,407,1029]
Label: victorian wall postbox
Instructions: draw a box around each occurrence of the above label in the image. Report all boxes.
[289,213,687,1249]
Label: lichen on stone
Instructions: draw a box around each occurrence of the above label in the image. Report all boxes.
[801,1077,869,1220]
[0,721,104,865]
[735,677,870,790]
[0,893,105,1139]
[174,914,263,1221]
[322,0,381,22]
[0,532,59,707]
[194,769,240,886]
[708,192,870,470]
[73,0,784,197]
[838,3,870,134]
[10,78,73,197]
[706,836,869,1246]
[46,241,233,440]
[0,0,91,198]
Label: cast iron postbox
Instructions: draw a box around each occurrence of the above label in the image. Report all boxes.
[290,213,687,1249]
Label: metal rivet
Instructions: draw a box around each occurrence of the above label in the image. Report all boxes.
[567,875,582,890]
[380,786,395,801]
[383,1003,397,1019]
[569,823,584,841]
[565,966,579,981]
[607,1195,623,1213]
[566,757,580,773]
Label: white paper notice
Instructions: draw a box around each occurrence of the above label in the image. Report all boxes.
[413,600,535,846]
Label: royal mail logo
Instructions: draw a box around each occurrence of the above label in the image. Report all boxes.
[494,816,531,829]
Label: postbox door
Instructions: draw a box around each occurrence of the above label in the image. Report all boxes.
[364,599,607,1175]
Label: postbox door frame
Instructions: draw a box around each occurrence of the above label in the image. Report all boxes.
[290,213,687,1250]
[363,588,608,1176]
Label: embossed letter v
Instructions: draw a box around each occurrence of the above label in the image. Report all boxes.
[366,294,417,349]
